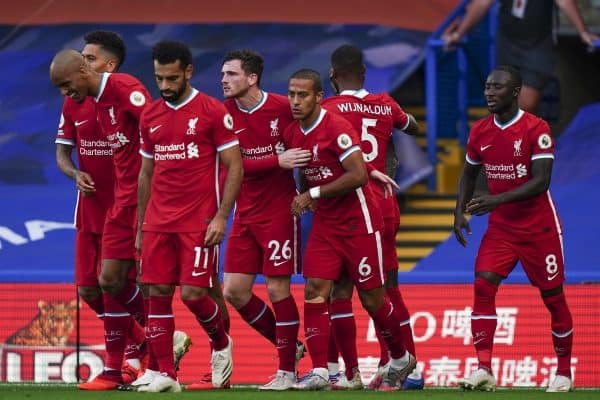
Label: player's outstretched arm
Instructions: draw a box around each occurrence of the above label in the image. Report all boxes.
[442,0,495,49]
[556,0,600,46]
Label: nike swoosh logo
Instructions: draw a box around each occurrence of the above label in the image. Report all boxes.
[106,337,121,342]
[305,334,319,341]
[273,259,289,267]
[74,120,88,127]
[473,338,485,345]
[358,275,372,283]
[192,270,208,277]
[547,273,559,281]
[150,125,162,133]
[149,333,166,339]
[480,145,492,151]
[234,128,246,134]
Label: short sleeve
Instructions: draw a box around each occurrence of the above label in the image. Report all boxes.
[530,120,554,161]
[331,117,362,162]
[211,102,239,152]
[55,101,76,146]
[138,109,153,159]
[465,126,482,165]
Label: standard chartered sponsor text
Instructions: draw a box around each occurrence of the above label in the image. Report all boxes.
[79,139,112,156]
[154,143,185,161]
[485,163,516,180]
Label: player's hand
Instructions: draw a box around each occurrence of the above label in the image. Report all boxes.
[291,192,313,216]
[441,21,463,51]
[581,31,599,47]
[205,214,227,246]
[135,229,143,254]
[453,211,471,247]
[466,194,501,216]
[75,170,95,195]
[369,169,399,198]
[278,148,312,169]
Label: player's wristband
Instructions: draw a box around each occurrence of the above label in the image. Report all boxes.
[309,186,321,199]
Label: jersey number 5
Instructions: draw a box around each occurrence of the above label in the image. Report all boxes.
[361,118,378,162]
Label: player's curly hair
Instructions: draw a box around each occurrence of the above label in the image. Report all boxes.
[83,30,126,68]
[222,50,264,86]
[152,40,193,70]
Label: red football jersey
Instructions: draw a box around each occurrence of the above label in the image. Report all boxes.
[55,97,114,233]
[139,89,239,232]
[322,89,408,219]
[94,72,151,207]
[466,109,562,238]
[282,109,382,235]
[224,91,297,222]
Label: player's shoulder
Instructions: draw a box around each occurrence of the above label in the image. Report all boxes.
[324,109,354,131]
[321,95,342,107]
[367,92,394,104]
[471,114,494,132]
[468,115,494,144]
[265,91,288,105]
[521,110,550,131]
[140,98,167,120]
[223,97,237,112]
[261,92,292,116]
[109,72,145,87]
[104,73,150,107]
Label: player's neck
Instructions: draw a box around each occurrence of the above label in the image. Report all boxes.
[494,103,520,125]
[300,106,322,130]
[336,78,363,93]
[235,86,262,110]
[88,71,102,98]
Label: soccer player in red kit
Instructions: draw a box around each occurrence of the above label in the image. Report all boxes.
[136,41,242,393]
[320,44,422,390]
[454,65,573,393]
[50,48,150,390]
[54,31,150,386]
[220,50,310,391]
[283,69,416,391]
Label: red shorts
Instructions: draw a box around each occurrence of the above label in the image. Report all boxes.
[303,228,384,291]
[140,231,218,287]
[382,217,400,272]
[74,230,102,287]
[475,229,565,290]
[224,215,300,277]
[102,204,137,260]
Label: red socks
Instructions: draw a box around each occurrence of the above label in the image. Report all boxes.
[237,294,276,345]
[273,295,300,372]
[148,295,175,379]
[329,298,358,377]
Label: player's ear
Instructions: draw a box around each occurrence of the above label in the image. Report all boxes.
[105,59,117,73]
[185,63,193,80]
[316,90,324,104]
[513,84,521,99]
[247,72,258,86]
[328,68,340,95]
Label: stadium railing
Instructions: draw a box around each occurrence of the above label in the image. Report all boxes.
[424,0,496,190]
